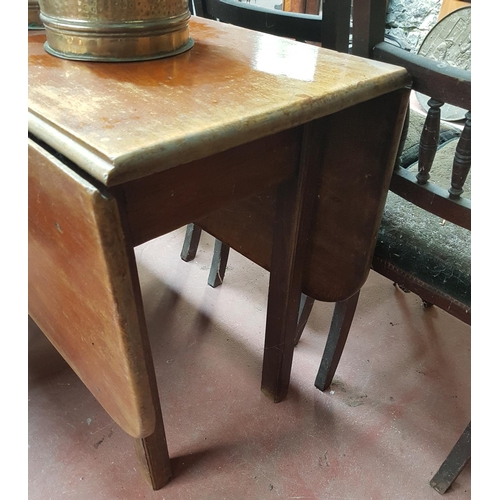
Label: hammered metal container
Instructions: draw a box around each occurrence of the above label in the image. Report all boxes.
[37,0,194,62]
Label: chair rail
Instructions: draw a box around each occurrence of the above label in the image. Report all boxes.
[373,41,471,110]
[390,166,471,230]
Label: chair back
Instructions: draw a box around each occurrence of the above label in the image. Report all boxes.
[378,44,470,230]
[189,0,351,51]
[353,0,471,230]
[352,0,471,323]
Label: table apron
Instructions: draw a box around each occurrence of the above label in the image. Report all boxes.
[119,127,302,247]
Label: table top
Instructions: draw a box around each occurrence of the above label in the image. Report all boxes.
[28,17,409,186]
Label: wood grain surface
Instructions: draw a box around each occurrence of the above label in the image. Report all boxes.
[28,17,409,186]
[28,139,156,438]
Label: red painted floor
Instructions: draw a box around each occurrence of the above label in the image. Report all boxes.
[28,227,471,499]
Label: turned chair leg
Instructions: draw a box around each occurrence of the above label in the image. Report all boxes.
[294,294,315,346]
[430,422,471,495]
[315,291,360,391]
[180,223,202,262]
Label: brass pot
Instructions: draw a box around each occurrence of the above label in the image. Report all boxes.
[37,0,193,62]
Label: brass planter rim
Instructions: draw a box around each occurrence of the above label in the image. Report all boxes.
[39,12,191,34]
[37,0,194,62]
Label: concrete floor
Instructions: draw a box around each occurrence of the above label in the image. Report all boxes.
[28,227,471,499]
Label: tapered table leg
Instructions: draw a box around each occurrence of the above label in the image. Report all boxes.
[133,385,172,490]
[121,201,173,490]
[261,120,327,402]
[129,294,172,489]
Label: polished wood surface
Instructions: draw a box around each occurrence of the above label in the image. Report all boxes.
[28,139,156,439]
[28,17,408,186]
